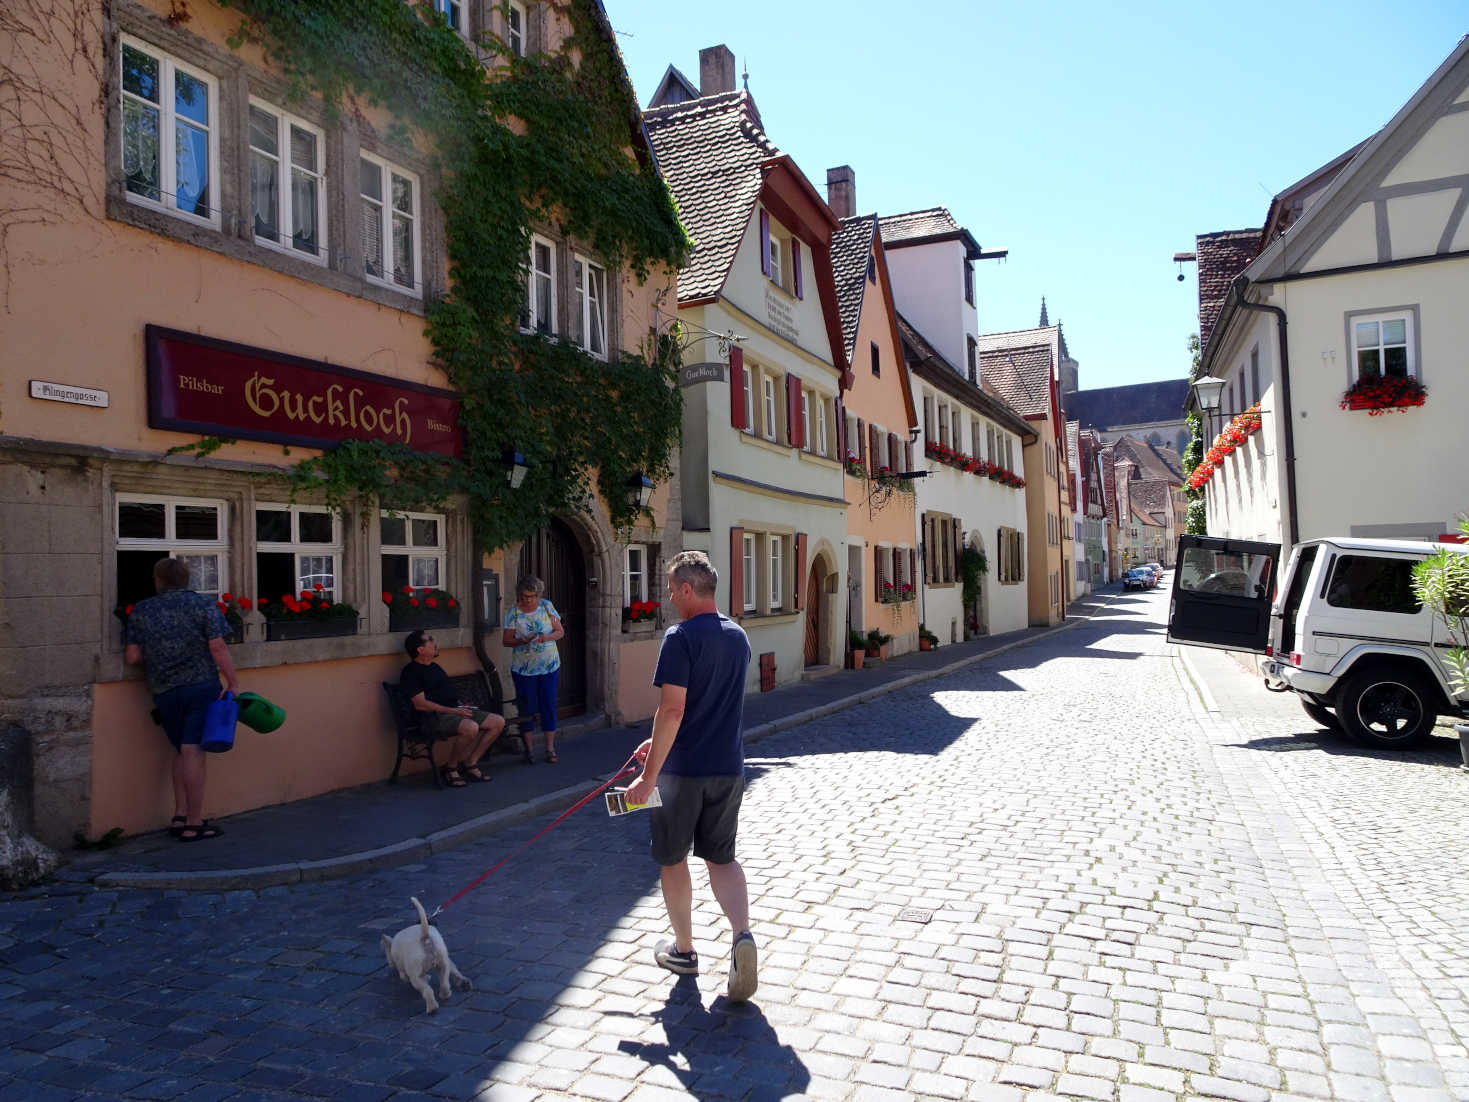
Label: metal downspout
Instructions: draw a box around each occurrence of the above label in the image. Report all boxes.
[1228,274,1299,548]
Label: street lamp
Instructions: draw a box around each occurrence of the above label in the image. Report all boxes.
[626,472,654,510]
[504,449,529,489]
[1191,376,1226,432]
[907,425,921,445]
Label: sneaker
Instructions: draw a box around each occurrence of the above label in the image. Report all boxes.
[727,930,758,1002]
[654,938,699,975]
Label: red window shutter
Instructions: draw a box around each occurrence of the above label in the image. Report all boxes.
[786,374,803,448]
[875,546,884,594]
[759,210,770,276]
[856,417,865,461]
[835,397,847,463]
[729,527,745,616]
[729,347,746,430]
[792,238,804,299]
[887,432,899,472]
[794,533,807,611]
[908,549,916,592]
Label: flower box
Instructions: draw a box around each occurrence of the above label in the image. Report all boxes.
[389,607,460,632]
[1340,375,1426,415]
[265,617,359,642]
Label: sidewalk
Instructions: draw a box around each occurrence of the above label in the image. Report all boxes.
[59,590,1120,891]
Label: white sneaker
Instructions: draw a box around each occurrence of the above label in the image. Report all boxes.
[727,930,758,1002]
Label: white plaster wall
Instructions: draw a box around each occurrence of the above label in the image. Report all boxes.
[722,207,835,369]
[1203,311,1286,546]
[884,240,968,371]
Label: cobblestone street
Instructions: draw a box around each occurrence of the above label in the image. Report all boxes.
[4,586,1468,1101]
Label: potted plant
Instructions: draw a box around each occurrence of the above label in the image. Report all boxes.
[114,596,243,644]
[848,628,867,669]
[844,452,866,479]
[864,627,892,662]
[918,623,939,651]
[383,585,461,632]
[261,585,360,641]
[960,546,988,614]
[1411,515,1469,767]
[1341,374,1427,415]
[623,599,661,628]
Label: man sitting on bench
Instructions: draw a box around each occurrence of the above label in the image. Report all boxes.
[400,629,506,787]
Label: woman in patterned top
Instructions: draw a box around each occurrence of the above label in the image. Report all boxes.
[501,575,564,763]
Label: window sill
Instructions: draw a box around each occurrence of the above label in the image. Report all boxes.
[738,432,794,457]
[621,621,661,636]
[737,610,800,626]
[797,450,840,469]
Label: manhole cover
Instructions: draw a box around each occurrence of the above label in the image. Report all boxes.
[897,908,933,924]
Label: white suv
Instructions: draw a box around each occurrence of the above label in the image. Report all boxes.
[1168,534,1469,748]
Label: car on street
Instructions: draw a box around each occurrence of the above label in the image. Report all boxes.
[1123,567,1154,591]
[1167,534,1469,748]
[1144,562,1165,583]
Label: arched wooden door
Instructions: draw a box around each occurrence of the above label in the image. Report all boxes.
[803,560,823,666]
[518,518,586,717]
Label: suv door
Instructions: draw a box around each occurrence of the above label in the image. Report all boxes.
[1166,535,1280,652]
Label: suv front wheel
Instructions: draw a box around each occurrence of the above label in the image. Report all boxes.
[1335,665,1439,749]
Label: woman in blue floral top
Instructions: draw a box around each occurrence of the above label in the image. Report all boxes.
[501,575,565,763]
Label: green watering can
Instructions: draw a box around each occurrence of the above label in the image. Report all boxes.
[235,691,286,733]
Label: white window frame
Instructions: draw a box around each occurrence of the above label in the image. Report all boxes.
[761,374,778,442]
[624,544,648,605]
[115,494,230,601]
[120,35,221,229]
[769,534,783,610]
[522,234,556,335]
[767,230,783,288]
[255,503,342,602]
[360,151,421,297]
[800,391,811,452]
[1349,309,1416,382]
[742,533,757,612]
[816,397,830,458]
[433,0,468,37]
[937,402,949,447]
[743,368,755,434]
[506,0,526,56]
[952,409,963,451]
[248,98,328,265]
[574,254,608,360]
[379,509,445,590]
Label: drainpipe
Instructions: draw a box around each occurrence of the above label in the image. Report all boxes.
[1228,274,1299,549]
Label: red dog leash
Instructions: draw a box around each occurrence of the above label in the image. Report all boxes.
[431,751,641,918]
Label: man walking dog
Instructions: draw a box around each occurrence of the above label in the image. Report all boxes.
[624,550,757,1001]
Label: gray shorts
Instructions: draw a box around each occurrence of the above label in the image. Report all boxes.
[425,708,493,738]
[649,774,744,866]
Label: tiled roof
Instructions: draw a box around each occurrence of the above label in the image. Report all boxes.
[1112,434,1183,483]
[1131,499,1166,527]
[877,207,981,256]
[897,314,1035,440]
[977,343,1051,418]
[643,92,779,303]
[1065,379,1190,432]
[1196,229,1260,350]
[1131,479,1172,515]
[830,214,876,362]
[1099,442,1118,522]
[1066,420,1080,468]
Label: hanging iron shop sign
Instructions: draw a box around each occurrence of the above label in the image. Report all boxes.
[145,324,462,457]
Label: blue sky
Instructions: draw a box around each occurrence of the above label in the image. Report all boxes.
[607,2,1466,389]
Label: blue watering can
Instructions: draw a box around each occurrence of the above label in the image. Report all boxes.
[201,692,238,753]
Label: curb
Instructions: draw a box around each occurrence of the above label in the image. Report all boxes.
[92,591,1124,892]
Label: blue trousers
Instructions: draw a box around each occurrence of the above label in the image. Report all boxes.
[512,668,559,733]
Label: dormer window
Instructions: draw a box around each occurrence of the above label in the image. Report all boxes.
[758,209,803,298]
[766,231,783,287]
[963,261,974,306]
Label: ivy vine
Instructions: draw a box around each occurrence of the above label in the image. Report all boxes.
[214,0,690,550]
[1181,332,1206,534]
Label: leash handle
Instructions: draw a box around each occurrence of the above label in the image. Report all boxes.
[434,752,641,915]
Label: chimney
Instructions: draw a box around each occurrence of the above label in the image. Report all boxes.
[826,166,855,219]
[699,45,735,96]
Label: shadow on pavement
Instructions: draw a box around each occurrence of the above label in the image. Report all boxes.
[1228,726,1464,769]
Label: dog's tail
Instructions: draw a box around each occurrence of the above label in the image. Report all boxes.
[410,896,432,944]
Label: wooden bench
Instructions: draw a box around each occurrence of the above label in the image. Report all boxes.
[382,665,530,787]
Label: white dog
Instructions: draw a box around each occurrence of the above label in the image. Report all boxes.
[380,897,471,1014]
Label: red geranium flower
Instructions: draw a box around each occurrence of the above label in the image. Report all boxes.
[124,604,134,615]
[238,597,252,611]
[221,592,234,603]
[314,583,324,591]
[217,601,228,614]
[319,601,330,609]
[402,585,413,594]
[448,599,457,608]
[257,597,267,607]
[409,598,419,607]
[382,592,393,605]
[426,597,437,608]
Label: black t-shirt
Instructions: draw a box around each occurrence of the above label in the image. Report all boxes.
[399,660,457,708]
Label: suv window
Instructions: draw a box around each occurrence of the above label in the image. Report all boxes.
[1279,544,1318,654]
[1325,555,1421,615]
[1178,546,1272,597]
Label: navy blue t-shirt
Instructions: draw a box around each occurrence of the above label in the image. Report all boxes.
[652,612,750,777]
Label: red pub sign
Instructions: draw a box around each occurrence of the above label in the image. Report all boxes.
[146,325,462,457]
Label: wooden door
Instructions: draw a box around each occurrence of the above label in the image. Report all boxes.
[518,517,586,716]
[804,561,822,666]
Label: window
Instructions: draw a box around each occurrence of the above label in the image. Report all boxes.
[963,262,974,305]
[951,410,962,451]
[801,391,811,452]
[923,396,935,443]
[761,374,778,441]
[971,419,982,458]
[997,526,1024,584]
[1326,555,1422,615]
[116,496,229,607]
[769,536,783,609]
[966,337,978,384]
[256,504,340,603]
[120,37,219,227]
[743,369,755,434]
[574,255,608,359]
[624,544,648,605]
[742,534,756,612]
[816,397,830,458]
[380,511,444,592]
[870,342,880,377]
[360,153,419,294]
[506,0,526,55]
[937,403,949,447]
[248,101,326,262]
[1250,346,1261,405]
[433,0,466,35]
[520,235,555,334]
[866,253,876,284]
[1005,437,1014,471]
[987,425,997,463]
[1351,311,1413,381]
[767,231,783,287]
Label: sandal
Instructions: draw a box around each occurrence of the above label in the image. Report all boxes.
[459,764,493,783]
[177,822,223,843]
[440,765,468,788]
[544,749,558,764]
[168,815,188,838]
